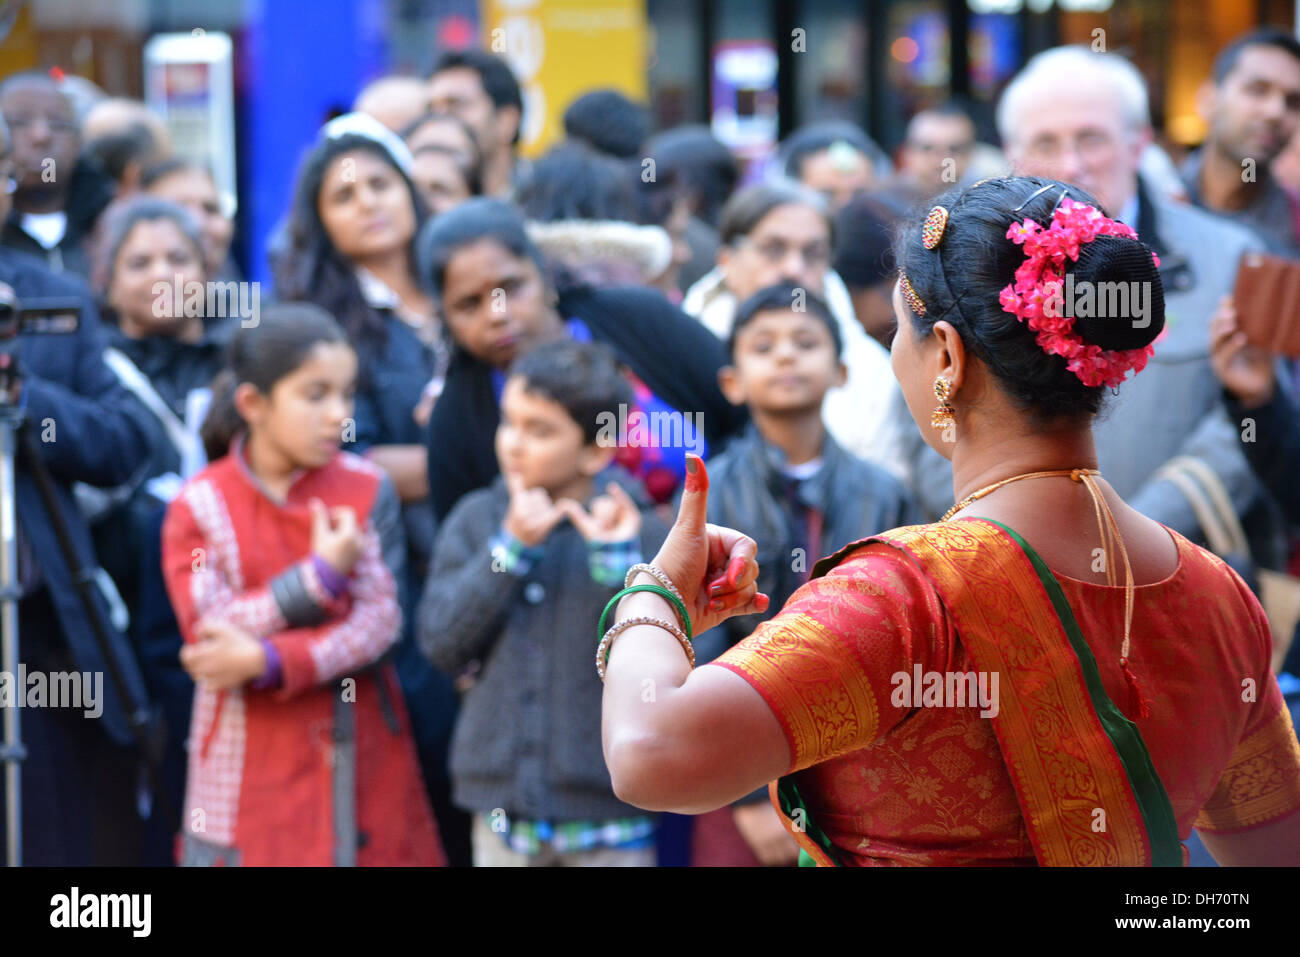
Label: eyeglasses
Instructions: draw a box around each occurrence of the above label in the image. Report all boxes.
[1022,130,1116,164]
[741,236,832,269]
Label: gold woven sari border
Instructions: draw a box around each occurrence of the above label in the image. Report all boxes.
[872,521,1150,866]
[713,612,880,774]
[1194,705,1300,833]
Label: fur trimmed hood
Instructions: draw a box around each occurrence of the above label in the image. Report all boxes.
[526,219,673,287]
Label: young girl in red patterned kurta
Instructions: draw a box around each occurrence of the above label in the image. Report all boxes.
[161,303,444,866]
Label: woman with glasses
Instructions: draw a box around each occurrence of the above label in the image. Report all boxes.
[85,197,233,864]
[682,181,912,482]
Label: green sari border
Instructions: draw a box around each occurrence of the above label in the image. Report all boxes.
[980,519,1183,867]
[775,776,841,867]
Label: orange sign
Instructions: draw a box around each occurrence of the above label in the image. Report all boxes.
[481,0,647,157]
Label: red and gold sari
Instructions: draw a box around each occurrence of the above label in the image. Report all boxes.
[710,518,1300,866]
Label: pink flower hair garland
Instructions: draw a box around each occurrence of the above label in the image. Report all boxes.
[997,198,1160,389]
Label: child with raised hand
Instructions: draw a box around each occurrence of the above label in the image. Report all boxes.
[161,302,444,866]
[419,338,669,866]
[690,281,922,867]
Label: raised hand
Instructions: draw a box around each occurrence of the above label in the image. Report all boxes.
[1210,294,1276,409]
[310,498,364,574]
[503,471,567,547]
[638,454,769,634]
[559,481,642,544]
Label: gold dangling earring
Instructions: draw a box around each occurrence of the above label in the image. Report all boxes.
[931,376,956,430]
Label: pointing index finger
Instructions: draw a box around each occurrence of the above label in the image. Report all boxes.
[673,453,710,532]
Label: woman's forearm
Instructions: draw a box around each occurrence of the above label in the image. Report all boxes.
[600,457,790,813]
[601,577,698,805]
[601,575,789,814]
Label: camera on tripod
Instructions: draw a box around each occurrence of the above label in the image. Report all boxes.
[0,281,81,342]
[0,282,83,396]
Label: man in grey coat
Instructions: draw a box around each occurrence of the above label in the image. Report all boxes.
[905,45,1278,565]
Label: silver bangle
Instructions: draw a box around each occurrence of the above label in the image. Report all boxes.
[596,615,695,683]
[624,562,685,605]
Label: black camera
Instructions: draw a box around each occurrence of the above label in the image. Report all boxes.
[0,281,81,341]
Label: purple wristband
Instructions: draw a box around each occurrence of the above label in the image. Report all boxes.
[312,553,349,599]
[249,639,283,690]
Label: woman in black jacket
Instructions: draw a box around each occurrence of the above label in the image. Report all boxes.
[419,197,748,524]
[88,196,234,864]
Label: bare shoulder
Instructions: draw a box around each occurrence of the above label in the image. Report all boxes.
[1110,498,1181,583]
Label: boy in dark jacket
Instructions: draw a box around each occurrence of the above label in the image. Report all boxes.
[419,339,669,866]
[691,282,923,867]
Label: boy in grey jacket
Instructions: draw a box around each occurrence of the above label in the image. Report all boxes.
[690,282,921,867]
[419,340,669,866]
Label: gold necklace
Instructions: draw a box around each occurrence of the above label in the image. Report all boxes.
[940,468,1098,522]
[942,466,1150,718]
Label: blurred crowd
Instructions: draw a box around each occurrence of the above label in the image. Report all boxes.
[2,28,1299,867]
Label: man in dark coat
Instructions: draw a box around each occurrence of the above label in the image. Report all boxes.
[0,115,156,864]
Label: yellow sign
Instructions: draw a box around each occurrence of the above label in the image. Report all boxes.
[481,0,647,157]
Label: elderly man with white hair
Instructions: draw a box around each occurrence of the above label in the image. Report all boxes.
[905,46,1282,572]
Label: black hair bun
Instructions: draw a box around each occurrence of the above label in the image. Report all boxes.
[1066,235,1164,353]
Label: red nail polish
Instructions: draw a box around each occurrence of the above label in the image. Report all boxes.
[727,557,744,587]
[684,454,707,494]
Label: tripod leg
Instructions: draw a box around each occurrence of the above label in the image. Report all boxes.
[0,410,22,866]
[13,406,175,835]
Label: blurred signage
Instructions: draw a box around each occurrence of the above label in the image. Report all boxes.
[480,0,647,157]
[143,31,237,218]
[967,0,1114,11]
[710,40,777,177]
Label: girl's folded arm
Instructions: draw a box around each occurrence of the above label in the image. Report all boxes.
[161,489,347,642]
[264,527,401,696]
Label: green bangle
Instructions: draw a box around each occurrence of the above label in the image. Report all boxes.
[598,584,692,642]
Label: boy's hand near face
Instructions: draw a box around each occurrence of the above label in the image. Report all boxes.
[503,471,568,547]
[559,482,642,544]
